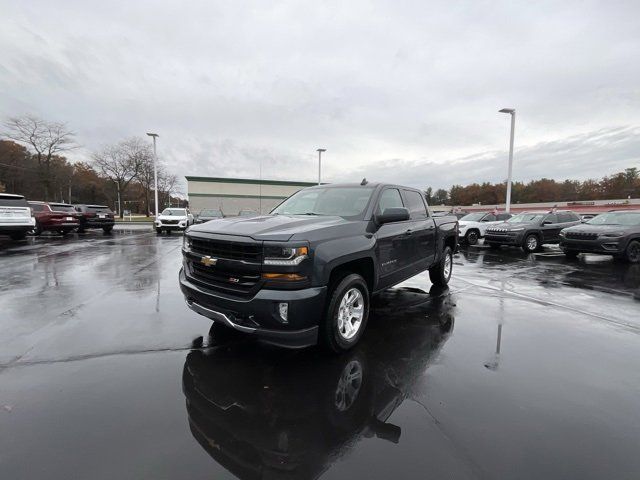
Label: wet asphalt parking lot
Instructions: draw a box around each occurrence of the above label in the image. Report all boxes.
[1,228,640,479]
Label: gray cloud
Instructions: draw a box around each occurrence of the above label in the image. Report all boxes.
[1,0,639,192]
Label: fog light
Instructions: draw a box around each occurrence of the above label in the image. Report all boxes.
[278,303,289,323]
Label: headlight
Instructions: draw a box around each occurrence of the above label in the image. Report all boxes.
[600,232,624,238]
[183,235,192,252]
[263,245,309,266]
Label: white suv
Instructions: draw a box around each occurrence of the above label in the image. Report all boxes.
[458,212,512,245]
[0,193,36,240]
[155,207,194,234]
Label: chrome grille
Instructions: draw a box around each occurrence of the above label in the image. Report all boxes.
[565,231,598,240]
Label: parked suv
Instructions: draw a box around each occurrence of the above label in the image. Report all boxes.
[155,207,194,234]
[559,210,640,263]
[485,210,582,252]
[74,204,115,233]
[180,182,458,352]
[0,193,35,240]
[29,201,80,235]
[458,211,512,245]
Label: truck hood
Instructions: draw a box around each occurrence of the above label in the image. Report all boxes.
[188,214,351,241]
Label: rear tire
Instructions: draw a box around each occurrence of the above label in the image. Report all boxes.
[429,245,453,287]
[10,231,27,240]
[156,228,163,234]
[33,222,43,236]
[523,233,540,253]
[563,250,579,259]
[103,226,113,234]
[625,240,640,264]
[465,230,479,246]
[321,273,370,353]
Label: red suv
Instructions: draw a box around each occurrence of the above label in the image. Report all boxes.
[29,201,81,236]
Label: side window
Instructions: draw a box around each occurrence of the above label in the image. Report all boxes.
[377,188,404,214]
[31,204,43,212]
[497,214,511,221]
[403,190,428,219]
[558,213,572,223]
[483,214,496,222]
[544,214,558,224]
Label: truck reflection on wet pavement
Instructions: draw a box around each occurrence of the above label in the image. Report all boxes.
[183,287,454,480]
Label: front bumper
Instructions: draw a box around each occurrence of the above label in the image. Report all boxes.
[156,221,187,230]
[484,231,524,246]
[560,237,624,254]
[0,219,35,232]
[179,268,324,348]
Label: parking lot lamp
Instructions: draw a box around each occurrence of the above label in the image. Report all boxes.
[499,109,516,213]
[146,133,159,218]
[317,148,326,185]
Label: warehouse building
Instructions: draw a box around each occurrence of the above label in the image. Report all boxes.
[186,176,317,215]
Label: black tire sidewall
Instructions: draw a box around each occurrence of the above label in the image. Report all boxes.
[429,246,453,286]
[323,274,370,352]
[626,240,640,264]
[466,230,479,245]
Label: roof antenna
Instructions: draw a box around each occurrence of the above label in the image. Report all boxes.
[360,178,368,186]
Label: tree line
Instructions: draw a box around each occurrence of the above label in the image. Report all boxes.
[0,115,181,217]
[425,167,640,206]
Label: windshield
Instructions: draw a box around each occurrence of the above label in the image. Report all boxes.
[508,213,544,223]
[460,213,486,222]
[200,209,222,217]
[161,208,186,216]
[50,204,76,213]
[87,206,111,213]
[272,186,375,218]
[587,212,640,226]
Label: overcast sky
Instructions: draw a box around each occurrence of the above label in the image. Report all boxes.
[1,0,638,193]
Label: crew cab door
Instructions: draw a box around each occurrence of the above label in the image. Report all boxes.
[402,189,435,271]
[374,188,414,289]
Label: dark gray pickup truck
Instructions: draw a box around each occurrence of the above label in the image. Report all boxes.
[179,182,458,352]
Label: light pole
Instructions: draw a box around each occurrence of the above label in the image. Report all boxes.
[499,108,516,213]
[146,132,160,219]
[317,148,326,185]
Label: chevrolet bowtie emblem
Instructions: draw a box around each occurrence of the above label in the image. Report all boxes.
[200,256,218,267]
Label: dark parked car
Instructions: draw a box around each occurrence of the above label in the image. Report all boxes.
[74,204,115,233]
[559,210,640,263]
[182,286,454,479]
[195,209,224,224]
[29,201,80,235]
[484,210,582,252]
[0,193,35,240]
[180,182,458,352]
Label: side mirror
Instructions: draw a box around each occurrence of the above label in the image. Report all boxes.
[376,207,410,224]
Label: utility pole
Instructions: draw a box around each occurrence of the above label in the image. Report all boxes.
[499,109,516,213]
[146,133,160,218]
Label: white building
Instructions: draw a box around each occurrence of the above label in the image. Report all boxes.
[186,176,317,215]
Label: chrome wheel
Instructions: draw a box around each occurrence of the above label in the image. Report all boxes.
[443,252,452,280]
[466,231,478,245]
[337,288,364,340]
[526,235,538,251]
[334,360,363,411]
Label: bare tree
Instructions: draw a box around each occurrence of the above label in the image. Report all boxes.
[93,138,149,218]
[3,115,76,200]
[157,167,179,209]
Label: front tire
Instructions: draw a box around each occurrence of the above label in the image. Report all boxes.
[625,240,640,264]
[103,226,113,234]
[156,228,163,234]
[465,230,479,246]
[321,274,370,353]
[523,233,540,253]
[429,245,453,287]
